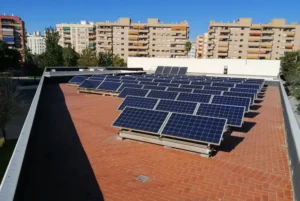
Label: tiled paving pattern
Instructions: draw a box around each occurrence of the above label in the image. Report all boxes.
[62,84,293,201]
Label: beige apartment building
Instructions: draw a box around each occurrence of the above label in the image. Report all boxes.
[206,18,300,59]
[56,20,96,54]
[56,18,189,60]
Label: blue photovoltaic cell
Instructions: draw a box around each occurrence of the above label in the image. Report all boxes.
[113,107,168,134]
[177,93,211,103]
[230,88,258,94]
[91,74,107,78]
[235,84,260,90]
[147,90,178,100]
[229,78,246,81]
[212,82,235,88]
[142,85,167,91]
[204,86,230,91]
[118,96,158,110]
[88,77,104,81]
[121,80,139,84]
[104,79,122,83]
[193,89,222,95]
[180,84,204,89]
[69,76,88,84]
[226,80,244,83]
[117,83,143,92]
[158,83,180,87]
[156,99,197,114]
[162,67,172,74]
[171,80,191,85]
[178,67,188,75]
[191,81,212,86]
[223,91,256,104]
[152,79,171,83]
[106,75,121,79]
[78,80,102,89]
[244,80,264,85]
[118,88,150,98]
[212,95,251,111]
[197,103,245,127]
[139,81,158,86]
[155,66,164,74]
[162,113,226,145]
[121,77,137,81]
[136,78,154,82]
[96,81,122,91]
[170,67,180,75]
[166,87,193,93]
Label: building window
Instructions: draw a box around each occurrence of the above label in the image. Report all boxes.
[241,33,244,36]
[153,33,156,35]
[239,45,243,47]
[241,28,244,30]
[239,51,242,53]
[238,56,241,59]
[240,39,243,42]
[121,43,124,45]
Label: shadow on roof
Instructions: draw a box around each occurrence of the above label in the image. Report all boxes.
[254,100,264,104]
[250,105,262,110]
[231,121,256,133]
[244,111,260,118]
[214,135,244,154]
[14,84,104,201]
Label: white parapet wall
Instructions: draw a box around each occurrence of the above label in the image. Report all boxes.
[127,57,281,78]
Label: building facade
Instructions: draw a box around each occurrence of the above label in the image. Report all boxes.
[187,40,197,58]
[56,18,189,60]
[207,18,300,59]
[0,15,25,60]
[26,31,45,55]
[56,20,95,54]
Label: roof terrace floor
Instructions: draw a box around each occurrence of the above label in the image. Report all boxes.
[15,83,292,201]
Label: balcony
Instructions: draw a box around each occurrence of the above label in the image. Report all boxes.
[170,46,184,50]
[249,32,262,36]
[248,37,261,42]
[138,35,148,39]
[137,51,148,55]
[247,54,259,59]
[207,52,213,56]
[219,30,230,33]
[218,47,228,53]
[286,37,295,41]
[207,46,214,50]
[260,43,272,49]
[218,52,228,56]
[262,30,274,34]
[248,42,260,47]
[285,44,293,49]
[250,25,261,30]
[128,37,138,41]
[219,35,229,39]
[261,36,273,40]
[219,42,229,47]
[208,29,215,33]
[285,32,295,37]
[247,49,260,54]
[89,34,96,39]
[138,40,148,44]
[128,52,138,56]
[128,31,138,35]
[208,35,215,39]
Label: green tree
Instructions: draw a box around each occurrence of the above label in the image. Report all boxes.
[113,55,127,67]
[42,27,63,67]
[62,46,78,66]
[77,48,98,66]
[0,40,21,71]
[0,78,20,144]
[98,51,113,66]
[185,41,192,55]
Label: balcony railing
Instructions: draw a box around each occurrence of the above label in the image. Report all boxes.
[285,32,295,37]
[247,54,259,59]
[285,44,293,49]
[261,36,273,40]
[248,38,261,42]
[219,42,229,47]
[249,32,262,36]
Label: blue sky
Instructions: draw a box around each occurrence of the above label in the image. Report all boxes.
[1,0,299,40]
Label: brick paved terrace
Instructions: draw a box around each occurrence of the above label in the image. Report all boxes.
[15,83,293,201]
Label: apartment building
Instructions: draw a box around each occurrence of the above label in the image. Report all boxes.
[95,18,189,60]
[26,31,45,55]
[0,15,25,60]
[56,20,96,54]
[187,40,197,58]
[207,18,300,59]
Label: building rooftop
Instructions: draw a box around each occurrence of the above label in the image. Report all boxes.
[13,83,292,200]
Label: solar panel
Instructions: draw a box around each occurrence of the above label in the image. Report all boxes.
[171,80,191,85]
[204,86,230,91]
[235,84,260,90]
[118,96,158,110]
[162,67,172,74]
[113,107,168,134]
[117,83,143,92]
[143,85,167,91]
[191,81,212,86]
[166,87,193,93]
[136,78,154,82]
[177,93,211,103]
[212,95,251,111]
[170,67,180,75]
[230,88,258,94]
[152,79,171,83]
[212,82,235,88]
[118,88,150,98]
[223,91,256,104]
[106,75,121,80]
[69,76,88,84]
[229,78,246,82]
[226,80,244,83]
[96,81,122,91]
[161,113,227,145]
[193,89,222,95]
[91,74,107,78]
[104,79,122,83]
[197,103,245,127]
[156,99,197,114]
[180,84,204,89]
[147,90,178,100]
[121,80,139,84]
[178,67,188,75]
[139,81,158,86]
[121,77,137,81]
[155,66,164,74]
[88,77,104,81]
[158,83,180,87]
[78,80,102,89]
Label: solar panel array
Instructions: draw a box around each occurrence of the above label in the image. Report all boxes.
[72,73,265,147]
